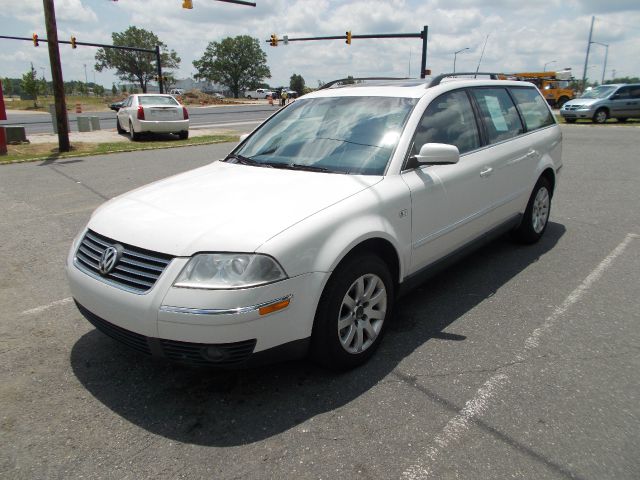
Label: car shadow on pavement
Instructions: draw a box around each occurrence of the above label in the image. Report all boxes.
[70,222,565,448]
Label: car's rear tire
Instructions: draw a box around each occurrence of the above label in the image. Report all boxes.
[593,108,608,124]
[116,118,125,134]
[310,253,394,370]
[557,96,570,108]
[513,177,552,244]
[178,130,189,140]
[129,121,140,141]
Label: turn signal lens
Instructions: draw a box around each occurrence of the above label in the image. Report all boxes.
[259,298,290,316]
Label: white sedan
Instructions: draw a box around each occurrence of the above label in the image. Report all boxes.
[116,94,189,140]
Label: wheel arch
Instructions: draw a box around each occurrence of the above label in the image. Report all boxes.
[540,167,556,198]
[334,237,401,291]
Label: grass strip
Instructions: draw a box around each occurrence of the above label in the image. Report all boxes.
[1,134,239,165]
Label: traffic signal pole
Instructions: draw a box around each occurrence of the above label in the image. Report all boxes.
[420,26,429,79]
[267,26,430,78]
[1,29,165,148]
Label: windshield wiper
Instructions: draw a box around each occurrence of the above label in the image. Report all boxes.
[223,154,273,168]
[259,162,335,173]
[289,163,334,173]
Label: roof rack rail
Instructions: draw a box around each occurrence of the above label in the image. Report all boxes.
[428,72,503,87]
[319,77,411,90]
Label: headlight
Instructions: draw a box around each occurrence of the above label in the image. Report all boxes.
[174,253,287,289]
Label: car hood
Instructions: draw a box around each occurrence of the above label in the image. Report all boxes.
[88,161,382,256]
[563,98,601,108]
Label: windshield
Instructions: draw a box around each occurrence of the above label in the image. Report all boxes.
[231,96,417,175]
[579,86,616,99]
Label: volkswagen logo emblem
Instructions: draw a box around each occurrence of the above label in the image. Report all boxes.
[98,245,123,275]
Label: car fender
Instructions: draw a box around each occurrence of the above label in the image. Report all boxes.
[257,178,411,285]
[532,126,562,195]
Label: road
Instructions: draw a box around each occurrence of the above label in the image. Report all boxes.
[0,103,279,134]
[0,125,639,479]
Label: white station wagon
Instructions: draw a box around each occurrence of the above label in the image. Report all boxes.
[67,75,562,370]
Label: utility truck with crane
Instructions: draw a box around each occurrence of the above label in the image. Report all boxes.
[509,69,575,108]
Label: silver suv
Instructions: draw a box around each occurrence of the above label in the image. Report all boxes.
[560,83,640,123]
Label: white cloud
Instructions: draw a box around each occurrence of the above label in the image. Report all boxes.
[1,0,639,86]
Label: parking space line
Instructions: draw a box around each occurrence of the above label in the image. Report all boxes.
[21,297,72,315]
[402,232,638,479]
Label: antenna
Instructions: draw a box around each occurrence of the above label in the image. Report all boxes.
[475,34,490,78]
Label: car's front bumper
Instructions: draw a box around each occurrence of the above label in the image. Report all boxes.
[560,109,594,119]
[66,241,328,367]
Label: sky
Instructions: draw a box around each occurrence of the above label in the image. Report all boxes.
[1,0,639,90]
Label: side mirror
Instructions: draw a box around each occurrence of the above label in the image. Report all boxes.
[414,143,460,165]
[239,133,250,142]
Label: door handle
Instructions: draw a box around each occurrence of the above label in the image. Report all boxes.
[480,167,493,177]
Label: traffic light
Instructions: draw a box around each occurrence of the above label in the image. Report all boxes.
[32,33,39,47]
[346,31,352,45]
[182,0,193,9]
[70,36,77,49]
[270,34,278,47]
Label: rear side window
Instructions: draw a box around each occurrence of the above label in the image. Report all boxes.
[471,88,524,144]
[510,87,555,131]
[411,90,481,156]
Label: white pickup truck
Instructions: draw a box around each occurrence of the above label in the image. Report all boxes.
[244,88,274,99]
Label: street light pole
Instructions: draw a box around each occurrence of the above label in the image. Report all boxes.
[581,16,595,91]
[453,47,469,73]
[543,60,557,72]
[591,41,609,84]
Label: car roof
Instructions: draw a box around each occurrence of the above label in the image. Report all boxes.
[304,77,536,100]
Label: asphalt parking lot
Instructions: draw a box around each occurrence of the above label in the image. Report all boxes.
[1,125,639,479]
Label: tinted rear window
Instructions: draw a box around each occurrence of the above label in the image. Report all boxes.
[138,96,179,106]
[510,87,555,131]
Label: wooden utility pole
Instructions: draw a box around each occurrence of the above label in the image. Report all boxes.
[43,0,70,152]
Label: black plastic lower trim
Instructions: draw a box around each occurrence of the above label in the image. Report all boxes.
[75,301,308,368]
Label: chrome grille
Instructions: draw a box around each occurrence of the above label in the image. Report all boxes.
[74,229,173,294]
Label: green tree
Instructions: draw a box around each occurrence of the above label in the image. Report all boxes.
[193,35,270,98]
[21,63,41,107]
[40,76,48,96]
[2,77,13,96]
[111,83,117,95]
[95,26,180,93]
[289,73,305,95]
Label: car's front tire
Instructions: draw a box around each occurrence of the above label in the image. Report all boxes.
[593,108,608,124]
[513,176,552,244]
[310,253,394,370]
